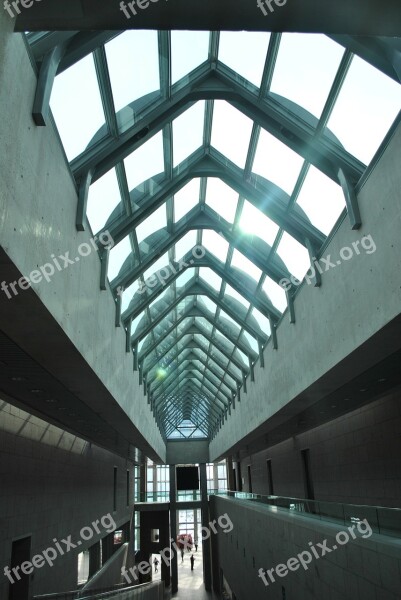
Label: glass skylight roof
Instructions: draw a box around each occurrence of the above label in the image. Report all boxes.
[35,28,401,440]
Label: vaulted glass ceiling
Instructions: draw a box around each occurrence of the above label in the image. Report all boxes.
[26,30,401,440]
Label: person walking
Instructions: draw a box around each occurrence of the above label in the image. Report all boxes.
[194,540,198,552]
[190,554,195,571]
[153,557,159,573]
[181,548,184,563]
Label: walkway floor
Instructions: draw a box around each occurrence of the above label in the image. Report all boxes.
[163,547,220,599]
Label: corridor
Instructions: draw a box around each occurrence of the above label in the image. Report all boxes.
[164,546,220,599]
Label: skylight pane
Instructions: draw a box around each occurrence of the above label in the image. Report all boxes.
[271,34,343,118]
[241,331,258,353]
[205,179,238,224]
[295,166,345,234]
[202,230,229,263]
[136,204,166,244]
[218,32,270,88]
[231,250,262,282]
[211,101,253,168]
[199,268,222,292]
[175,231,197,260]
[124,132,164,191]
[50,54,105,161]
[143,252,170,281]
[251,308,271,336]
[239,200,279,245]
[276,233,310,281]
[171,31,209,84]
[252,129,304,195]
[174,179,200,222]
[105,31,159,112]
[108,237,132,281]
[121,280,139,312]
[262,277,287,312]
[173,102,205,166]
[176,268,195,288]
[199,296,217,316]
[224,284,250,310]
[327,56,401,165]
[87,167,121,233]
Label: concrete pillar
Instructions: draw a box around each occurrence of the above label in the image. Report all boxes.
[169,464,178,593]
[227,457,235,491]
[199,463,212,591]
[140,461,147,500]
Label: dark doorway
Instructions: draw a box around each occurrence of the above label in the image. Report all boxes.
[301,449,314,500]
[9,536,31,600]
[266,460,274,495]
[247,466,252,493]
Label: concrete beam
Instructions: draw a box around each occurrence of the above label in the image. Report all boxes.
[13,0,401,35]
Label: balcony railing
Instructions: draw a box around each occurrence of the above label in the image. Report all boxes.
[208,490,401,538]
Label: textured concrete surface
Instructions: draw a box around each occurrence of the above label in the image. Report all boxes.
[0,13,165,463]
[235,389,401,507]
[210,118,401,461]
[166,441,209,465]
[0,400,134,598]
[209,495,401,600]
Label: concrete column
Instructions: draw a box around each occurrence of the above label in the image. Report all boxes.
[227,457,235,491]
[140,462,146,500]
[199,463,212,591]
[169,464,178,593]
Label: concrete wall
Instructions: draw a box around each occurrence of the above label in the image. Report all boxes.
[166,440,209,465]
[0,400,133,598]
[209,495,401,600]
[0,12,165,462]
[210,114,401,461]
[235,391,401,507]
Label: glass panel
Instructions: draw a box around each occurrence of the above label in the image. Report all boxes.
[136,204,167,244]
[211,101,253,168]
[205,178,238,224]
[174,179,200,222]
[262,276,287,312]
[199,268,222,292]
[238,200,279,245]
[175,231,197,260]
[270,34,343,118]
[218,32,270,87]
[122,280,140,312]
[231,250,262,282]
[251,308,271,336]
[327,55,401,165]
[173,102,205,166]
[202,230,229,263]
[241,330,258,353]
[144,252,170,281]
[224,284,250,310]
[171,31,210,84]
[276,233,310,281]
[252,128,304,195]
[199,296,217,316]
[105,31,159,112]
[124,132,164,191]
[295,166,345,235]
[87,167,121,234]
[50,54,105,161]
[176,268,195,288]
[108,237,132,281]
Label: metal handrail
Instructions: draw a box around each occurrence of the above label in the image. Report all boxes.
[208,490,401,538]
[33,580,163,600]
